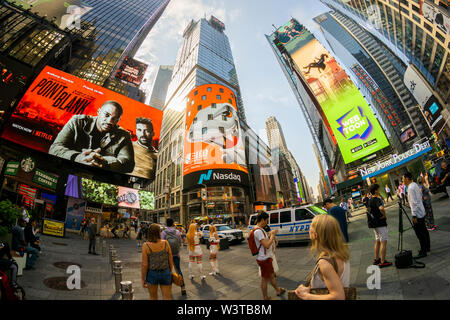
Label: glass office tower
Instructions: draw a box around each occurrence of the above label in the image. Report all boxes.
[65,0,170,86]
[314,11,431,152]
[149,65,174,110]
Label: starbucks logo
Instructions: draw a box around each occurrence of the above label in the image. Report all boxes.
[21,157,35,173]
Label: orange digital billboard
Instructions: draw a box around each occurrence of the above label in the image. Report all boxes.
[183,84,249,189]
[1,66,162,179]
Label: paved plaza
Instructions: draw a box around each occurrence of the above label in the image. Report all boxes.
[17,194,450,300]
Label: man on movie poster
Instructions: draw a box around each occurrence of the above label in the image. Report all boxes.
[131,117,157,178]
[49,101,135,173]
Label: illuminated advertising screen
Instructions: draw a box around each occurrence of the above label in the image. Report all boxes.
[115,56,148,87]
[118,186,140,209]
[274,19,390,164]
[1,66,162,179]
[82,178,118,206]
[183,84,249,190]
[400,127,416,143]
[251,161,277,204]
[138,190,155,210]
[6,0,92,31]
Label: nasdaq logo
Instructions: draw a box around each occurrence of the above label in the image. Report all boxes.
[198,170,213,184]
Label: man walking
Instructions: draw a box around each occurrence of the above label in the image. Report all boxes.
[385,184,393,202]
[162,218,186,295]
[403,172,430,258]
[252,212,285,300]
[88,218,98,255]
[324,198,349,242]
[367,184,392,267]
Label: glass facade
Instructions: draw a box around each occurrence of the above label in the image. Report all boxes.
[66,0,169,86]
[149,65,173,110]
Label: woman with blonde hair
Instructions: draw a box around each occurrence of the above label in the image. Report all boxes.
[186,223,206,280]
[208,225,220,275]
[141,224,177,300]
[295,214,350,300]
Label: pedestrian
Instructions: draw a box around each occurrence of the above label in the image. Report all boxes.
[439,161,450,197]
[403,172,431,258]
[141,224,177,300]
[362,192,371,209]
[162,218,186,295]
[25,218,41,252]
[385,184,393,202]
[367,184,392,268]
[208,225,220,276]
[417,177,436,231]
[80,219,86,237]
[12,218,39,270]
[398,183,406,205]
[0,241,19,288]
[88,218,98,255]
[295,214,350,300]
[111,224,119,239]
[347,197,354,213]
[324,199,349,242]
[250,211,285,300]
[133,221,138,233]
[186,223,206,280]
[339,198,350,223]
[136,224,143,248]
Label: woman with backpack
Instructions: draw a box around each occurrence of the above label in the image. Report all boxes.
[295,214,350,300]
[208,225,220,275]
[186,223,206,280]
[141,224,177,300]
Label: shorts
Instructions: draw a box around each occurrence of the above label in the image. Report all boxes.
[373,226,388,242]
[210,244,218,255]
[189,245,203,257]
[256,258,274,279]
[145,268,172,286]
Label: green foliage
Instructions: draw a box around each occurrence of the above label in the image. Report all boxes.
[0,200,21,236]
[138,191,155,210]
[82,178,119,205]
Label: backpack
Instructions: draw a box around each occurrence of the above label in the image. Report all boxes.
[164,229,180,256]
[0,269,25,300]
[248,227,267,256]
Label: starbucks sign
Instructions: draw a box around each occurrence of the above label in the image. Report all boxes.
[20,156,35,173]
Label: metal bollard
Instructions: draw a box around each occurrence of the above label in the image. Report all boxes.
[102,240,107,257]
[110,250,118,274]
[120,281,134,300]
[113,261,123,293]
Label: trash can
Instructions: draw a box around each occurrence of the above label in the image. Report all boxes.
[219,238,229,250]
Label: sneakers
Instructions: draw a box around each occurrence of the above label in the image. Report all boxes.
[277,287,286,296]
[188,275,194,280]
[200,275,206,280]
[209,272,216,276]
[373,258,381,265]
[414,252,427,259]
[378,261,393,268]
[181,287,187,296]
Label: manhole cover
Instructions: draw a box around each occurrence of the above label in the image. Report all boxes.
[53,262,82,269]
[44,277,87,291]
[125,262,141,268]
[52,242,68,246]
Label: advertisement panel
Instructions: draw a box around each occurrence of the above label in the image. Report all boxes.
[82,178,118,206]
[251,161,277,204]
[1,66,162,179]
[138,190,155,210]
[403,65,433,108]
[115,57,148,87]
[274,19,390,164]
[118,186,140,209]
[423,96,446,133]
[65,197,86,231]
[183,84,249,190]
[420,1,449,35]
[400,126,417,143]
[42,218,65,237]
[6,0,92,31]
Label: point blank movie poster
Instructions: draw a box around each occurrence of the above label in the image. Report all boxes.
[1,66,163,180]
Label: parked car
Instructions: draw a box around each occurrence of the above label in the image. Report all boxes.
[248,205,327,243]
[200,224,244,245]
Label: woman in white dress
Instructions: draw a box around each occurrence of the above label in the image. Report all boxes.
[295,214,350,300]
[208,225,220,275]
[186,223,206,280]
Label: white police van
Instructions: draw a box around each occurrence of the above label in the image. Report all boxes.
[248,205,327,243]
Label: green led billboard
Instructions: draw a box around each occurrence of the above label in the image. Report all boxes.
[273,19,390,163]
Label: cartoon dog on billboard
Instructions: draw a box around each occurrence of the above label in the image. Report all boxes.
[187,102,245,165]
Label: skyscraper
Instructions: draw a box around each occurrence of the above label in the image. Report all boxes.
[149,65,173,110]
[313,10,431,152]
[65,0,170,86]
[322,0,449,135]
[153,16,252,224]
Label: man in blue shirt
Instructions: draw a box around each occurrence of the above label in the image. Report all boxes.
[323,198,349,242]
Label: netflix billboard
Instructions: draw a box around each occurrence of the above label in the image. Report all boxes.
[1,66,163,180]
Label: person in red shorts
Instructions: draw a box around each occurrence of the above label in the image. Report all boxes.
[253,211,285,300]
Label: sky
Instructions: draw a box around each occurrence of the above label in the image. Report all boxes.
[135,0,332,198]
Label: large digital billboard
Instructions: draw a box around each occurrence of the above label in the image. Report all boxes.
[183,84,249,190]
[1,66,162,179]
[274,19,390,164]
[115,56,148,87]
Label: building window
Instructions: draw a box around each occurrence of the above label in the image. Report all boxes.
[193,117,197,124]
[411,5,420,14]
[219,88,224,93]
[219,127,224,134]
[207,87,212,92]
[412,14,420,23]
[424,22,432,32]
[208,114,213,120]
[194,90,198,95]
[202,127,207,135]
[216,95,221,100]
[197,105,202,111]
[211,103,216,108]
[222,115,227,121]
[436,31,445,44]
[202,95,206,100]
